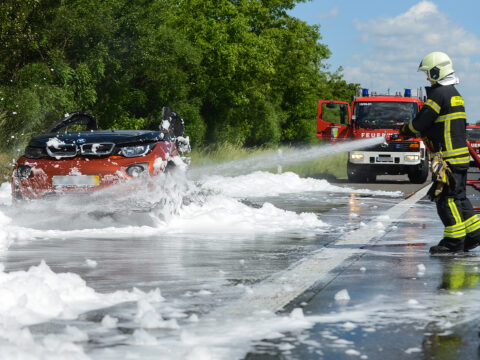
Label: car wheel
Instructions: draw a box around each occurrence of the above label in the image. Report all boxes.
[164,161,176,173]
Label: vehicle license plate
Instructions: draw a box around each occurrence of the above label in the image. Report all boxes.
[376,156,392,163]
[52,175,100,188]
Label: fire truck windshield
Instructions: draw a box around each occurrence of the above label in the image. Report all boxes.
[467,127,480,141]
[354,101,418,130]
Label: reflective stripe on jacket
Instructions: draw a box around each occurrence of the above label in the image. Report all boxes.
[407,84,469,169]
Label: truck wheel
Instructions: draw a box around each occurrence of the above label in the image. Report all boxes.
[408,157,429,184]
[347,162,370,182]
[347,171,362,182]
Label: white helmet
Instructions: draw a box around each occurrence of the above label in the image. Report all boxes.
[418,51,454,82]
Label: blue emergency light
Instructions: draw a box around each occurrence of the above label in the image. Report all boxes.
[404,89,411,97]
[362,88,369,97]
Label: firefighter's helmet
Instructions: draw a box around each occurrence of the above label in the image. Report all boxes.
[418,51,454,82]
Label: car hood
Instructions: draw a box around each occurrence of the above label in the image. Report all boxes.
[28,130,166,147]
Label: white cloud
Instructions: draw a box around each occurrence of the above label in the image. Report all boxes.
[316,7,339,20]
[343,0,480,120]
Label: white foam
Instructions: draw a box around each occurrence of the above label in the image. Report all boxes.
[0,261,152,326]
[201,171,402,198]
[0,169,399,248]
[0,261,166,359]
[0,176,328,250]
[0,183,11,206]
[334,289,351,302]
[164,195,328,234]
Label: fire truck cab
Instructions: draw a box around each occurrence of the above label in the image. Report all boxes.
[317,89,428,183]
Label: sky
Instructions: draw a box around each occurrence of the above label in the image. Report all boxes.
[289,0,480,121]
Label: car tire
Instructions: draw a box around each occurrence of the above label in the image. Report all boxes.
[164,161,176,173]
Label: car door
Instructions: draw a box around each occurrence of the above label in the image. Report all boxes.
[316,100,352,141]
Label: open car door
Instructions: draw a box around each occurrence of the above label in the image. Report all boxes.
[316,100,352,141]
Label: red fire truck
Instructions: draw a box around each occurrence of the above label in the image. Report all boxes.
[317,89,429,183]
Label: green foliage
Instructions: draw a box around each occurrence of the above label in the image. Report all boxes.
[0,0,358,154]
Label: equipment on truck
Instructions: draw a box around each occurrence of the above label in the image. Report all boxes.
[316,88,429,183]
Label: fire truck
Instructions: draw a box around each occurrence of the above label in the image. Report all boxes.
[316,88,429,183]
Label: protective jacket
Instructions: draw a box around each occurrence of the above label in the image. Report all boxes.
[403,84,470,170]
[402,83,480,251]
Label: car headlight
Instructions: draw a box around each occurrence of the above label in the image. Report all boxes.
[350,153,364,161]
[120,143,154,158]
[16,164,32,178]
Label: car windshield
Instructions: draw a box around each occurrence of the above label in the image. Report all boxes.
[467,127,480,141]
[354,101,418,130]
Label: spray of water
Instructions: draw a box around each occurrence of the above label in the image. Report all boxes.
[188,137,386,179]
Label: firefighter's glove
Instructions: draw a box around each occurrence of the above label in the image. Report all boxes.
[427,154,456,201]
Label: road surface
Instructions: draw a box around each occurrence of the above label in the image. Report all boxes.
[1,169,480,359]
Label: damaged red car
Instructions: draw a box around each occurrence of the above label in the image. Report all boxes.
[12,107,190,200]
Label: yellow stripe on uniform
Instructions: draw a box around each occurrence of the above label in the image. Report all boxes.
[445,115,453,151]
[408,121,418,134]
[434,112,467,123]
[432,148,470,165]
[448,198,462,225]
[433,112,466,153]
[465,215,480,234]
[444,198,465,237]
[426,99,441,114]
[440,147,469,158]
[446,156,471,165]
[444,227,466,238]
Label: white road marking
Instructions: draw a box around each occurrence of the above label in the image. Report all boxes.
[207,184,431,319]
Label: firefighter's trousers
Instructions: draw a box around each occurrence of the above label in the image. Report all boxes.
[437,169,480,251]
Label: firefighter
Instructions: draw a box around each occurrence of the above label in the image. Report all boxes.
[401,51,480,254]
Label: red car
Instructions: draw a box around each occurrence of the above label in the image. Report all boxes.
[12,107,189,200]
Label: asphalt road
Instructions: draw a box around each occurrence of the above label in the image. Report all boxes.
[245,170,480,360]
[335,170,480,207]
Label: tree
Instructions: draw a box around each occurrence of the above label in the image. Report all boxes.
[0,0,358,152]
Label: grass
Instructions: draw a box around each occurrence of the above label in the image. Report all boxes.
[0,152,15,182]
[282,152,347,179]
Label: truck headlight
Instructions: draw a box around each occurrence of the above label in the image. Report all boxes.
[350,153,364,161]
[404,154,419,161]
